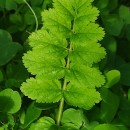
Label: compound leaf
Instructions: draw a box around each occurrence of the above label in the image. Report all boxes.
[21,0,106,110]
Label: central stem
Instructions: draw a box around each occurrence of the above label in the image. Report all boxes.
[56,43,72,126]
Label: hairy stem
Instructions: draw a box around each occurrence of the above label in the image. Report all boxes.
[56,44,72,126]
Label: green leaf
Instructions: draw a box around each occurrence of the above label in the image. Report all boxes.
[94,124,119,130]
[64,83,101,110]
[23,30,67,79]
[61,108,88,129]
[118,96,130,127]
[23,49,65,79]
[29,117,55,130]
[9,13,22,25]
[104,70,120,88]
[107,0,118,11]
[69,42,106,66]
[96,0,109,10]
[0,89,21,114]
[24,7,41,25]
[13,0,25,4]
[30,0,43,6]
[0,29,22,66]
[103,15,124,36]
[0,0,5,11]
[66,65,105,88]
[6,62,29,81]
[21,102,42,129]
[21,78,62,103]
[118,110,130,127]
[29,29,67,48]
[101,36,117,68]
[5,0,17,10]
[42,0,52,9]
[125,25,130,41]
[99,88,119,123]
[118,63,130,86]
[0,70,3,82]
[119,5,130,24]
[42,9,72,38]
[34,102,58,110]
[128,89,130,102]
[71,23,104,44]
[21,0,105,111]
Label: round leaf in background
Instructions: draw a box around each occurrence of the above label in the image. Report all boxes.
[94,124,119,130]
[119,5,130,24]
[104,70,120,88]
[0,89,21,114]
[0,29,22,66]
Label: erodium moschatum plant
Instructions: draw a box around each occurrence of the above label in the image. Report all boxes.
[21,0,106,126]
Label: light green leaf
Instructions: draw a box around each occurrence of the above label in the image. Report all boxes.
[23,50,65,79]
[29,117,55,130]
[29,30,67,48]
[69,42,106,66]
[21,0,105,110]
[61,108,88,129]
[94,124,119,130]
[42,9,72,37]
[0,89,21,114]
[66,65,105,88]
[64,83,101,110]
[71,23,105,43]
[21,78,62,103]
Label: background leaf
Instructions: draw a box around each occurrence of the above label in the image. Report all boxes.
[21,102,42,129]
[0,89,21,113]
[0,29,22,66]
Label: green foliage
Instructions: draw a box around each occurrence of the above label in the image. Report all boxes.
[29,117,55,130]
[21,0,106,112]
[94,124,119,130]
[0,29,22,66]
[104,70,120,88]
[21,102,42,129]
[0,0,130,129]
[99,87,120,123]
[0,89,21,113]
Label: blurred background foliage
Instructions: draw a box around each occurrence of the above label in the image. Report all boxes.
[0,0,130,129]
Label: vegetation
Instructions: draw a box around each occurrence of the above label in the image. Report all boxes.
[0,0,130,130]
